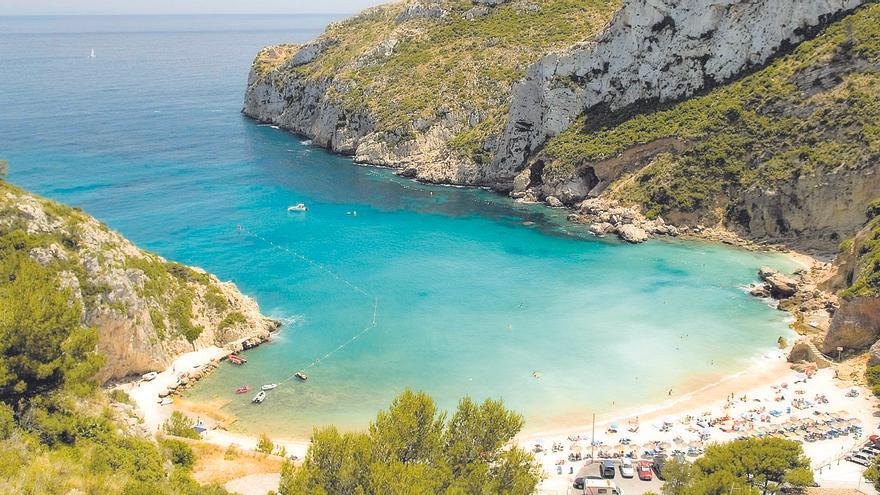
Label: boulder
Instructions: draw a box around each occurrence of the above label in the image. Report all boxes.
[463,6,490,19]
[822,296,880,353]
[589,222,615,237]
[748,283,771,298]
[869,339,880,367]
[545,195,563,208]
[617,224,649,243]
[395,4,448,24]
[758,267,797,298]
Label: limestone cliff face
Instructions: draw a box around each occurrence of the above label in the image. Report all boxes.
[728,167,880,253]
[242,0,621,185]
[822,216,880,357]
[491,0,867,186]
[0,182,279,383]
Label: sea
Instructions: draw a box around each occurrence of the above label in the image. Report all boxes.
[0,14,799,439]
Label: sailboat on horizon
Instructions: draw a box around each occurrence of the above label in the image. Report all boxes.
[89,48,95,58]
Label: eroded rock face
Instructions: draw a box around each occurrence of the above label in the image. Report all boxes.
[822,297,880,353]
[490,0,866,185]
[0,184,280,383]
[729,167,880,253]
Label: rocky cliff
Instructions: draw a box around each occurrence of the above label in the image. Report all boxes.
[245,0,876,254]
[492,0,866,185]
[0,181,278,382]
[243,0,621,184]
[530,2,880,253]
[822,208,880,358]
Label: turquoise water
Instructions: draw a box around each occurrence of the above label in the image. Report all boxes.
[1,15,798,438]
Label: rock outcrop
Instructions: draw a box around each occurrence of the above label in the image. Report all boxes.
[491,0,866,185]
[822,215,880,356]
[0,181,279,383]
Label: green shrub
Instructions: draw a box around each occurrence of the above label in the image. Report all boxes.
[161,438,195,470]
[109,388,133,405]
[162,411,199,439]
[219,311,247,330]
[256,433,274,455]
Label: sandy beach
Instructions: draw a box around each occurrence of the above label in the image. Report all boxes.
[121,341,877,485]
[116,250,876,495]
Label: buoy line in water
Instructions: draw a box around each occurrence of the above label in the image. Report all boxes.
[236,225,379,384]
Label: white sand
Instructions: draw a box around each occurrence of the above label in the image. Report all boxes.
[122,343,877,494]
[525,359,877,494]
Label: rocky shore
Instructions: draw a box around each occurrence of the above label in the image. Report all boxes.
[154,334,274,401]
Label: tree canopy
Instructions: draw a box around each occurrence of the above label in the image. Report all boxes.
[0,231,102,403]
[661,438,814,495]
[279,390,540,495]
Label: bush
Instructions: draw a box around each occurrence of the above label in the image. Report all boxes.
[162,411,199,439]
[161,438,195,470]
[256,433,274,455]
[867,364,880,396]
[109,388,133,404]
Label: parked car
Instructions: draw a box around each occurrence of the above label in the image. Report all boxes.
[653,455,667,480]
[620,459,634,478]
[847,453,872,467]
[637,461,654,481]
[601,459,616,478]
[583,478,623,495]
[862,445,880,456]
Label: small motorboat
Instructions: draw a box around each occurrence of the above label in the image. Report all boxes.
[159,398,174,406]
[228,354,246,365]
[295,372,308,381]
[142,371,158,381]
[235,385,251,394]
[261,383,278,391]
[287,203,308,212]
[252,391,267,404]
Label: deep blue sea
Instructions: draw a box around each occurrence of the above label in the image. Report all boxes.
[0,15,798,438]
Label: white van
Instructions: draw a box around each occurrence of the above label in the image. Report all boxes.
[583,478,623,495]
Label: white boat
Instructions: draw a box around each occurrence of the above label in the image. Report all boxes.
[90,48,96,58]
[295,372,308,381]
[159,398,174,406]
[142,371,158,381]
[252,391,267,403]
[261,383,278,391]
[287,203,308,212]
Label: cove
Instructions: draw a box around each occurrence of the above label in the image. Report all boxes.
[0,15,797,439]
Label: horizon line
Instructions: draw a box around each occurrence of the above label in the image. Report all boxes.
[0,12,354,17]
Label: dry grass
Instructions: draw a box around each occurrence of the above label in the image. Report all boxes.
[168,437,286,486]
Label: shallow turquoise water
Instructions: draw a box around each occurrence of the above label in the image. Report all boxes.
[1,15,798,438]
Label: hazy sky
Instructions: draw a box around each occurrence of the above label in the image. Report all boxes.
[0,0,385,16]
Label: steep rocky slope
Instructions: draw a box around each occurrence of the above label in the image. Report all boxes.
[0,180,278,382]
[531,2,880,253]
[245,0,874,254]
[243,0,621,184]
[822,204,880,358]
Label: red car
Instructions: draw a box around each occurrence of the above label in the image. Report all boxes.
[637,461,653,481]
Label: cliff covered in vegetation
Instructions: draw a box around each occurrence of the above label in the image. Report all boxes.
[244,0,621,183]
[0,180,278,385]
[245,0,874,253]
